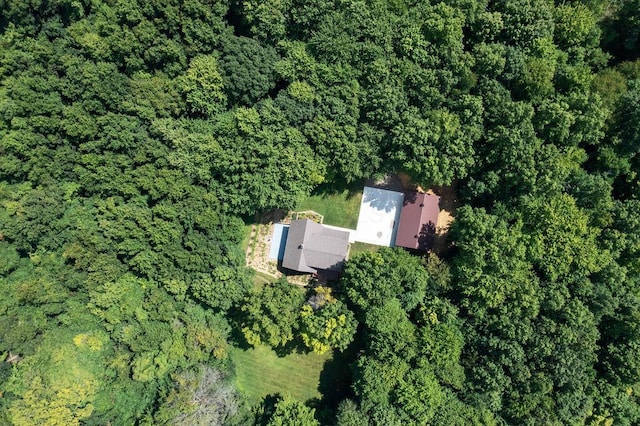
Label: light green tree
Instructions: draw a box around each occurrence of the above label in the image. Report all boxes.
[267,396,318,426]
[300,297,356,355]
[241,278,304,348]
[180,55,227,116]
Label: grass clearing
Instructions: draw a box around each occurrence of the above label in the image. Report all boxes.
[349,241,380,257]
[297,190,362,229]
[253,271,278,287]
[241,224,253,252]
[230,345,331,406]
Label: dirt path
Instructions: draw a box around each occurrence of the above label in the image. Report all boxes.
[428,183,460,254]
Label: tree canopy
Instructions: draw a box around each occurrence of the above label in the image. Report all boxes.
[1,0,639,424]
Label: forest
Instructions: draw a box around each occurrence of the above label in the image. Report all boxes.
[0,0,639,424]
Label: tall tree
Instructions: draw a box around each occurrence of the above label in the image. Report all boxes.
[240,278,305,348]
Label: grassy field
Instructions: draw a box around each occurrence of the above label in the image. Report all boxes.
[253,271,278,286]
[241,224,253,252]
[297,190,362,229]
[349,241,381,257]
[230,345,332,405]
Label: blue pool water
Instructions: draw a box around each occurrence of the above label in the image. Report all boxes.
[268,224,289,260]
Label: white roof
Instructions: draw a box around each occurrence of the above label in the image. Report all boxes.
[354,187,404,247]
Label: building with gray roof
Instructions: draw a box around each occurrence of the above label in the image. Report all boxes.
[282,219,350,274]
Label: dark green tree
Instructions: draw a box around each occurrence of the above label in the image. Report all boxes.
[341,248,429,315]
[218,34,279,106]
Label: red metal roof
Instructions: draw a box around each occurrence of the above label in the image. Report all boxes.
[395,192,440,250]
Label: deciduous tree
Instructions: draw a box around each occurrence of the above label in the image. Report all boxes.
[240,278,304,348]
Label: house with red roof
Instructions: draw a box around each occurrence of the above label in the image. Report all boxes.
[394,191,440,251]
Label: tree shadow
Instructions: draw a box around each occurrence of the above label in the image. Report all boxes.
[431,183,460,214]
[254,393,282,425]
[242,209,288,226]
[417,221,436,251]
[403,189,418,205]
[313,338,360,419]
[227,310,253,351]
[361,186,404,213]
[365,173,406,192]
[433,229,456,259]
[273,337,310,358]
[310,178,366,199]
[316,269,343,286]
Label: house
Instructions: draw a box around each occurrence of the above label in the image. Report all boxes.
[395,191,440,251]
[355,186,404,247]
[282,219,350,274]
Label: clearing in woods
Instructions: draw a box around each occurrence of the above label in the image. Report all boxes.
[230,345,332,405]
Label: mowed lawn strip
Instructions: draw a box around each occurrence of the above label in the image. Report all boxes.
[297,190,362,229]
[230,345,331,405]
[253,271,278,287]
[349,241,380,257]
[241,224,253,252]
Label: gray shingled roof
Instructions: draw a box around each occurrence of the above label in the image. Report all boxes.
[282,219,350,273]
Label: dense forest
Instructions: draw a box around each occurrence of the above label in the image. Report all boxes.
[1,0,640,424]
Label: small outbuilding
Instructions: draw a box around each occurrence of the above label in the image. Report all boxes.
[395,192,440,251]
[282,219,350,274]
[355,186,404,247]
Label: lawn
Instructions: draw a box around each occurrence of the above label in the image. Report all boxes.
[230,345,332,406]
[349,241,380,257]
[241,224,253,252]
[253,271,278,286]
[297,190,362,229]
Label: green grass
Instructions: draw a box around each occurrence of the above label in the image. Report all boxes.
[297,190,362,229]
[349,241,380,257]
[241,224,253,252]
[252,271,279,287]
[230,345,332,406]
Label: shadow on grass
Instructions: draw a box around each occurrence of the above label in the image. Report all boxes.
[273,337,311,358]
[242,209,289,226]
[348,242,380,258]
[228,314,253,351]
[310,178,366,199]
[308,337,361,423]
[254,393,281,426]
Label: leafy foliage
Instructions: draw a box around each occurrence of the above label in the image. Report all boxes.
[299,297,357,355]
[181,55,227,116]
[218,34,279,105]
[241,279,305,348]
[1,0,639,424]
[341,248,429,314]
[266,396,319,426]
